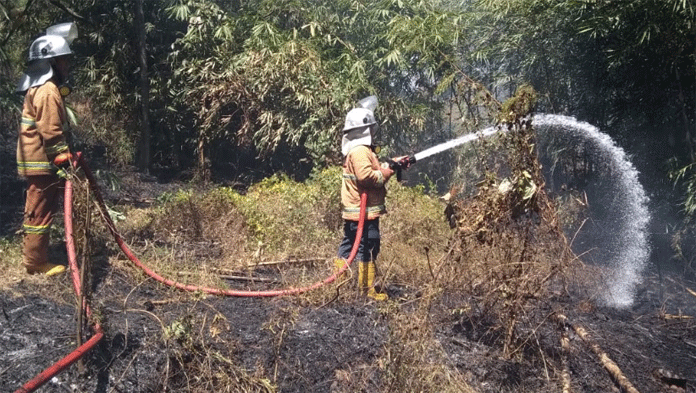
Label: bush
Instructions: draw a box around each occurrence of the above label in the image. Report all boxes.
[228,166,342,257]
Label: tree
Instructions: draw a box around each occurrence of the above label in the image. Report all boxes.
[166,0,489,180]
[134,0,151,173]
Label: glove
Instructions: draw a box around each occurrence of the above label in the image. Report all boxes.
[391,156,413,170]
[53,152,73,168]
[379,167,394,180]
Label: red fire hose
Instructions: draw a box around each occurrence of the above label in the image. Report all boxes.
[76,154,365,296]
[16,153,367,392]
[15,177,104,393]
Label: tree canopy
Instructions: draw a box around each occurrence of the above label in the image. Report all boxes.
[1,0,695,188]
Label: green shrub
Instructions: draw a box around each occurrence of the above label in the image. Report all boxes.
[227,166,342,257]
[137,165,450,268]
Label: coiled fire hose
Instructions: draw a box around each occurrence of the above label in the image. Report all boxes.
[15,152,367,392]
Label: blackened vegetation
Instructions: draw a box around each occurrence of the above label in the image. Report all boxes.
[2,86,696,393]
[444,84,573,356]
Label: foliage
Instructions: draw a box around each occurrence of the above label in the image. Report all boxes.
[383,180,452,254]
[4,0,696,266]
[120,163,451,271]
[668,159,696,274]
[74,1,186,168]
[470,0,695,152]
[447,125,571,357]
[165,0,465,175]
[219,166,343,256]
[670,160,696,221]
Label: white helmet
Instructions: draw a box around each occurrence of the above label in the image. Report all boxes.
[343,107,376,132]
[341,96,380,155]
[16,23,77,93]
[28,34,73,61]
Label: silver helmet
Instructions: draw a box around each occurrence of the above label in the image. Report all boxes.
[16,23,77,93]
[343,95,378,131]
[341,96,379,156]
[343,107,376,132]
[28,34,73,61]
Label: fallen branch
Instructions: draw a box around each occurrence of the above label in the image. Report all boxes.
[556,313,641,393]
[252,257,327,267]
[560,331,573,393]
[219,275,280,284]
[686,287,696,299]
[209,258,327,273]
[662,313,693,320]
[176,271,280,284]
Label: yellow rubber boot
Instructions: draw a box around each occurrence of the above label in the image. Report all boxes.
[334,258,348,281]
[366,262,388,301]
[29,263,66,276]
[358,262,367,292]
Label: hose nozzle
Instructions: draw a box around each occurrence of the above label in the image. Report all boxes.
[387,156,416,181]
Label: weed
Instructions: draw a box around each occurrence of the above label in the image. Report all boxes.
[442,86,574,358]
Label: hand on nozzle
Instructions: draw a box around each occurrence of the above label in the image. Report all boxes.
[392,156,413,170]
[53,152,73,168]
[379,166,394,180]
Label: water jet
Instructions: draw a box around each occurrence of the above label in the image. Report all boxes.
[410,114,650,307]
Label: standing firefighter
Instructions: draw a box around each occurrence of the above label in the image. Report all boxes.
[15,23,77,276]
[335,96,393,301]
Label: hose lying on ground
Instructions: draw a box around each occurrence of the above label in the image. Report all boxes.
[15,178,104,393]
[16,153,367,392]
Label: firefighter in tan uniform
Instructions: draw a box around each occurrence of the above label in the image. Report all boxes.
[15,23,77,276]
[335,97,394,300]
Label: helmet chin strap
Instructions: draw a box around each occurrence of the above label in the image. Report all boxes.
[48,58,71,96]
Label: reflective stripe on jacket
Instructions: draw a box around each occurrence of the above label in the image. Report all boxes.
[341,145,387,221]
[17,80,70,177]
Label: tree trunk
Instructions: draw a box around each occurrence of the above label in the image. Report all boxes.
[135,0,151,173]
[197,133,210,182]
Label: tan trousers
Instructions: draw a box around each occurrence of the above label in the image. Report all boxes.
[22,175,62,272]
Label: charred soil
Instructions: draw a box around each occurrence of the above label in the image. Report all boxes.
[1,169,695,393]
[1,258,695,393]
[1,115,695,392]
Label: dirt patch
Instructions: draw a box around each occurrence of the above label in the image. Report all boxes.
[1,130,695,392]
[1,260,695,393]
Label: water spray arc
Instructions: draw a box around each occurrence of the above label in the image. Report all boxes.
[400,114,650,308]
[533,114,651,308]
[412,126,499,162]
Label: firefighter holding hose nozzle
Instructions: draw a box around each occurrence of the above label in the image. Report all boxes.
[334,96,396,301]
[15,23,78,276]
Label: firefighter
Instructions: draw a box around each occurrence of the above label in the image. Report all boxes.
[15,23,77,276]
[335,97,393,300]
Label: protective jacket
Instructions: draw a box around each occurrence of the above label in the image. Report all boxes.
[16,79,70,177]
[341,145,387,221]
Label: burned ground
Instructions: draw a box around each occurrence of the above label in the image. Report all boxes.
[1,129,696,393]
[1,255,695,392]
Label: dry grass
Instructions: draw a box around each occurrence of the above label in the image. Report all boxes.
[379,298,477,393]
[439,116,575,358]
[0,237,24,288]
[1,87,583,391]
[157,305,277,393]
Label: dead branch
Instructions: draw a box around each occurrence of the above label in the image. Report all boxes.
[556,314,641,393]
[218,275,279,284]
[48,0,89,23]
[686,286,696,299]
[212,258,327,271]
[175,270,279,283]
[560,331,573,393]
